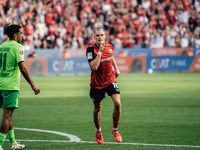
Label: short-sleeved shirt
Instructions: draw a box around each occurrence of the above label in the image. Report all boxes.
[0,40,24,91]
[86,42,116,89]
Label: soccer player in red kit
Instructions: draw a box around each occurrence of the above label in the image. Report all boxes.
[86,28,122,144]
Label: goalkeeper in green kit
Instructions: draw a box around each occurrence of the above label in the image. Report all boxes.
[0,24,40,150]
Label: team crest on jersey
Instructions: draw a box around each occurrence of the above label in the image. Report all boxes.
[19,50,24,56]
[87,52,93,59]
[109,49,112,53]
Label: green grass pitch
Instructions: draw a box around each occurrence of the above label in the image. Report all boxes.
[1,73,200,150]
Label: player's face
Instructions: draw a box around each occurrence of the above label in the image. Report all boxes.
[16,28,23,43]
[94,30,106,46]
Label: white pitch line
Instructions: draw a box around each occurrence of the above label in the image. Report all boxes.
[14,127,81,142]
[14,128,200,148]
[15,139,200,148]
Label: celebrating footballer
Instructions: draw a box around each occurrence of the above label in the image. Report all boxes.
[86,28,122,145]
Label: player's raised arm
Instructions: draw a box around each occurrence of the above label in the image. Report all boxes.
[89,42,106,70]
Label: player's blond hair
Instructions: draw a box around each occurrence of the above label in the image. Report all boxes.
[94,28,105,34]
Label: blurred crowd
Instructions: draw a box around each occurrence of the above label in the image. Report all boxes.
[1,0,200,50]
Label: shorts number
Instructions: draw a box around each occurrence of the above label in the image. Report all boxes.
[0,53,7,71]
[112,82,118,89]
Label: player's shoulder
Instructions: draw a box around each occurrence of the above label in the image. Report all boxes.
[14,42,23,50]
[4,41,23,50]
[0,40,8,47]
[108,42,114,48]
[86,44,95,52]
[12,43,24,55]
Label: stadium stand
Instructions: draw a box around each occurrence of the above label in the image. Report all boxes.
[0,0,200,50]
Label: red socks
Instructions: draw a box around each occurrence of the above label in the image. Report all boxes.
[94,119,120,132]
[94,120,101,131]
[113,118,120,129]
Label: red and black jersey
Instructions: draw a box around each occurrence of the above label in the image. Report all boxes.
[86,42,116,89]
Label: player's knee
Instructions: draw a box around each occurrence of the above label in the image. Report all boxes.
[114,101,121,110]
[3,114,12,122]
[3,109,14,122]
[94,105,102,112]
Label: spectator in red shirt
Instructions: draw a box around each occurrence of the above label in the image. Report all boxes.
[45,7,54,26]
[24,20,34,36]
[150,17,157,30]
[48,20,57,36]
[136,29,143,47]
[133,14,141,29]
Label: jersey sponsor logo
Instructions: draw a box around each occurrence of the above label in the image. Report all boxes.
[19,50,24,56]
[87,52,93,59]
[109,49,112,53]
[100,56,112,62]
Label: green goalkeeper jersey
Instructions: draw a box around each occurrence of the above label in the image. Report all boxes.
[0,40,24,91]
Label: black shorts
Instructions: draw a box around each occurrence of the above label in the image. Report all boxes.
[90,82,120,103]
